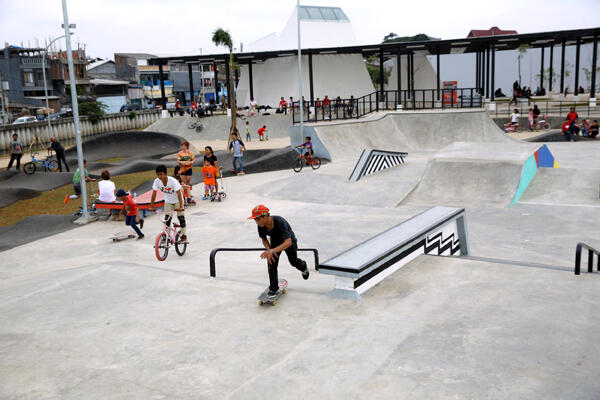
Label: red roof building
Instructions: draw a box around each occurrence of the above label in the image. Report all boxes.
[467,27,518,38]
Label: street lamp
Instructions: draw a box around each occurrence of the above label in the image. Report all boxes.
[61,0,90,222]
[41,34,71,142]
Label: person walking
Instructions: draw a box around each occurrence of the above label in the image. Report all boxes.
[7,134,23,171]
[228,133,246,175]
[48,137,69,172]
[248,204,310,299]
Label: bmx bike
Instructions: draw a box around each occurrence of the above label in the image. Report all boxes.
[187,120,203,132]
[153,210,187,261]
[23,151,58,175]
[293,149,321,172]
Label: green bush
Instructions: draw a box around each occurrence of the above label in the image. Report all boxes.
[128,111,137,120]
[79,101,107,125]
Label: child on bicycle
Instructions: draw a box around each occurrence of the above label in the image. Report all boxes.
[116,188,144,240]
[150,165,187,242]
[295,136,313,158]
[201,159,218,200]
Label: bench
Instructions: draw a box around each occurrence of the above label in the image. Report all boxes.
[318,206,470,300]
[95,190,165,211]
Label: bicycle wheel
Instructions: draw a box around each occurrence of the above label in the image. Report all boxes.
[195,124,203,132]
[175,232,187,256]
[187,122,198,130]
[154,232,169,261]
[23,162,36,175]
[311,157,322,170]
[293,158,303,173]
[46,160,58,172]
[542,122,551,130]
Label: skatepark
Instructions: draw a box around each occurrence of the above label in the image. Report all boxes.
[1,109,600,399]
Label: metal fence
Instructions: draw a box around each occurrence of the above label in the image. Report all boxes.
[291,88,481,124]
[493,99,600,120]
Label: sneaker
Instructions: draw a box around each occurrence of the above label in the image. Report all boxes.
[267,290,278,299]
[137,234,145,240]
[180,234,187,243]
[302,261,310,280]
[139,219,144,229]
[238,171,245,176]
[188,199,196,204]
[64,194,69,204]
[202,196,209,200]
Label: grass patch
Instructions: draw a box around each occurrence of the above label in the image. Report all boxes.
[97,157,126,163]
[0,169,160,227]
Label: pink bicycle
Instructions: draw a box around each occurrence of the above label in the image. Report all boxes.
[154,211,187,261]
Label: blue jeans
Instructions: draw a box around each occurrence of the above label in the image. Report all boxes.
[126,215,143,236]
[233,156,243,172]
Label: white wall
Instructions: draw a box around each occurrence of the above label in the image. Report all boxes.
[387,54,439,91]
[237,54,375,108]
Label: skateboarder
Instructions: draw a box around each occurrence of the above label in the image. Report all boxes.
[248,205,309,298]
[116,189,144,240]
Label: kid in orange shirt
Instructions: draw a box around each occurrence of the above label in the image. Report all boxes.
[201,159,218,200]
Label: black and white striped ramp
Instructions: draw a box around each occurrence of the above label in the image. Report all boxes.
[318,206,470,301]
[348,149,408,181]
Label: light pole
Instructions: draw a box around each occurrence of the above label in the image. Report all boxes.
[41,35,67,142]
[61,0,90,221]
[297,0,304,138]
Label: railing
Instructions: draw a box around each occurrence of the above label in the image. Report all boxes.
[291,88,481,124]
[493,99,600,120]
[574,242,600,275]
[209,247,320,278]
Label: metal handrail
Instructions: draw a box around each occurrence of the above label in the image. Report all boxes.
[209,247,320,278]
[574,242,600,275]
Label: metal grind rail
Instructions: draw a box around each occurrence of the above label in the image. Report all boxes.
[574,242,600,275]
[209,247,320,278]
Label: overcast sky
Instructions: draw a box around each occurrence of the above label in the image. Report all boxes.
[2,0,599,59]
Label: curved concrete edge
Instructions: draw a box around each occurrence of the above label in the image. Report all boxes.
[290,125,332,161]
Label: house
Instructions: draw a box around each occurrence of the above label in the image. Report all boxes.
[87,59,116,80]
[467,27,518,38]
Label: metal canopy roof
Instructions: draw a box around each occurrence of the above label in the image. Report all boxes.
[149,27,600,65]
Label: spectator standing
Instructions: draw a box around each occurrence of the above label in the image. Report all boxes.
[532,105,541,127]
[528,108,535,131]
[7,133,23,171]
[245,121,251,142]
[177,141,195,203]
[228,133,246,175]
[48,137,69,172]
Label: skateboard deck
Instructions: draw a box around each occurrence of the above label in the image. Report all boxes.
[257,279,288,306]
[111,233,136,242]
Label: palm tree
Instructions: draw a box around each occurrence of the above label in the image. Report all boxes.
[212,28,237,141]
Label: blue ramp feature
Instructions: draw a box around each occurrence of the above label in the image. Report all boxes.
[511,154,539,207]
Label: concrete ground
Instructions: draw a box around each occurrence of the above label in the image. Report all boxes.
[1,111,600,399]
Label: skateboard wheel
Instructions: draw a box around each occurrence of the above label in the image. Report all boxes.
[282,289,286,294]
[258,300,263,305]
[271,301,276,306]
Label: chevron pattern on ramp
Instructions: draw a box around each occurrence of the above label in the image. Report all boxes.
[349,149,408,181]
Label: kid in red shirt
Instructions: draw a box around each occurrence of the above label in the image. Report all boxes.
[258,125,268,141]
[116,189,144,239]
[201,159,218,200]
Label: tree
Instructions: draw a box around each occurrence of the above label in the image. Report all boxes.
[517,44,530,86]
[366,55,392,90]
[212,28,237,142]
[383,33,431,43]
[79,101,107,124]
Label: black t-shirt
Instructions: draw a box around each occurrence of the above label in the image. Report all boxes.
[533,107,540,117]
[204,154,217,166]
[50,141,64,153]
[257,216,297,246]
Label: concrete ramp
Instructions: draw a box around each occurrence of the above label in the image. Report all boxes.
[402,142,539,208]
[519,168,600,206]
[304,110,518,161]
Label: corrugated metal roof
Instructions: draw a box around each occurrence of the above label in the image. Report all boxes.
[298,6,349,21]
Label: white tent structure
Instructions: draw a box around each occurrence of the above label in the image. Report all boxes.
[236,5,375,108]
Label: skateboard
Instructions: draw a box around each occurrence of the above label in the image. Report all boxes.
[257,279,288,306]
[111,232,136,242]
